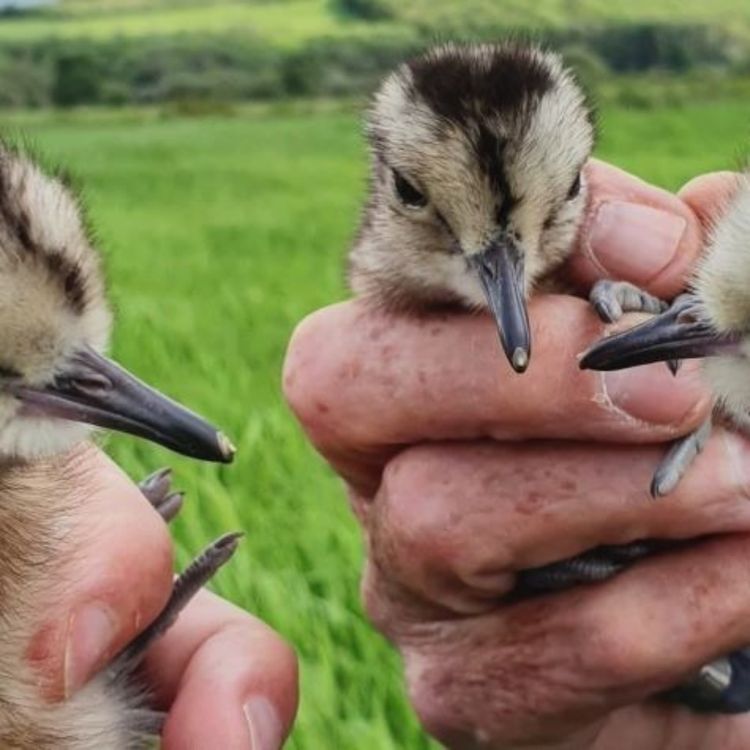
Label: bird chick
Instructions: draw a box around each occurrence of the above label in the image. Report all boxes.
[530,173,750,715]
[348,41,595,372]
[581,172,750,494]
[0,145,234,464]
[0,143,240,748]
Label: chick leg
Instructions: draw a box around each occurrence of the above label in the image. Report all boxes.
[103,532,242,739]
[138,467,184,522]
[113,531,243,671]
[590,283,709,496]
[516,540,667,593]
[589,280,680,375]
[589,279,668,323]
[516,540,750,713]
[650,417,713,498]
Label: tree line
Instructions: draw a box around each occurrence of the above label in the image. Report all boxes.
[0,22,745,109]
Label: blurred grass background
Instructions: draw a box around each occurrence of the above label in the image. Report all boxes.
[0,0,749,748]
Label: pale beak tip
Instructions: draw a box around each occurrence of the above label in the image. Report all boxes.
[217,432,236,463]
[511,347,529,373]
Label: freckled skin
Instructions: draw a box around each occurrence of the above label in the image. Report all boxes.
[284,164,750,747]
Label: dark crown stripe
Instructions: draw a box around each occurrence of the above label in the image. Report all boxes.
[43,250,87,313]
[407,45,552,217]
[0,170,34,254]
[475,124,517,223]
[0,158,87,314]
[407,45,554,126]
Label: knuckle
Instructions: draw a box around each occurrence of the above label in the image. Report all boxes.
[264,627,299,679]
[220,617,300,688]
[260,628,299,689]
[282,306,371,450]
[376,447,516,605]
[282,312,334,431]
[376,449,457,576]
[405,656,465,746]
[576,600,658,686]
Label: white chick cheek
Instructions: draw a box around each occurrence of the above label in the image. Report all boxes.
[0,397,94,460]
[703,354,750,429]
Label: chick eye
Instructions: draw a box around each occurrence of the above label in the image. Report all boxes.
[393,170,427,208]
[0,365,20,380]
[566,173,582,201]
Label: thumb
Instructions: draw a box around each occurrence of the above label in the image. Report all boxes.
[565,159,735,298]
[24,446,173,702]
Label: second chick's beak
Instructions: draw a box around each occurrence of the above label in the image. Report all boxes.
[11,347,235,463]
[470,234,531,373]
[580,295,740,372]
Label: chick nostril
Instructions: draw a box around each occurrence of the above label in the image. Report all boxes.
[62,373,112,393]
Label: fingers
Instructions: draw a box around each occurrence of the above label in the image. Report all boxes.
[566,160,741,298]
[595,703,750,750]
[284,296,711,496]
[367,428,750,614]
[22,445,299,747]
[284,162,739,497]
[145,589,298,750]
[679,171,744,230]
[367,533,750,748]
[24,445,173,702]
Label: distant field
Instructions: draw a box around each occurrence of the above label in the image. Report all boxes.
[2,98,747,748]
[0,0,748,44]
[0,0,399,45]
[395,0,750,33]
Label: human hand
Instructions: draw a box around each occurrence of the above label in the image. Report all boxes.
[26,445,298,750]
[284,162,750,748]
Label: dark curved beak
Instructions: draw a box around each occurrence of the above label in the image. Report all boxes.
[580,295,740,372]
[470,235,531,373]
[12,347,235,463]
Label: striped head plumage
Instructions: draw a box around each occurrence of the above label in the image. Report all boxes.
[0,144,234,462]
[348,41,595,372]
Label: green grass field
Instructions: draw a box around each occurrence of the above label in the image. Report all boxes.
[3,98,748,748]
[0,0,749,44]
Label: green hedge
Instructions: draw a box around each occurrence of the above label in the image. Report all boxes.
[0,21,745,109]
[330,0,394,21]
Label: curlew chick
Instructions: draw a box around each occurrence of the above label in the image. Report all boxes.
[581,172,750,495]
[348,41,595,372]
[0,145,234,463]
[0,144,240,748]
[556,174,750,713]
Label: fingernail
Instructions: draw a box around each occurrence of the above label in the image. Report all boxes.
[244,696,283,750]
[602,359,708,425]
[64,603,117,699]
[588,201,687,282]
